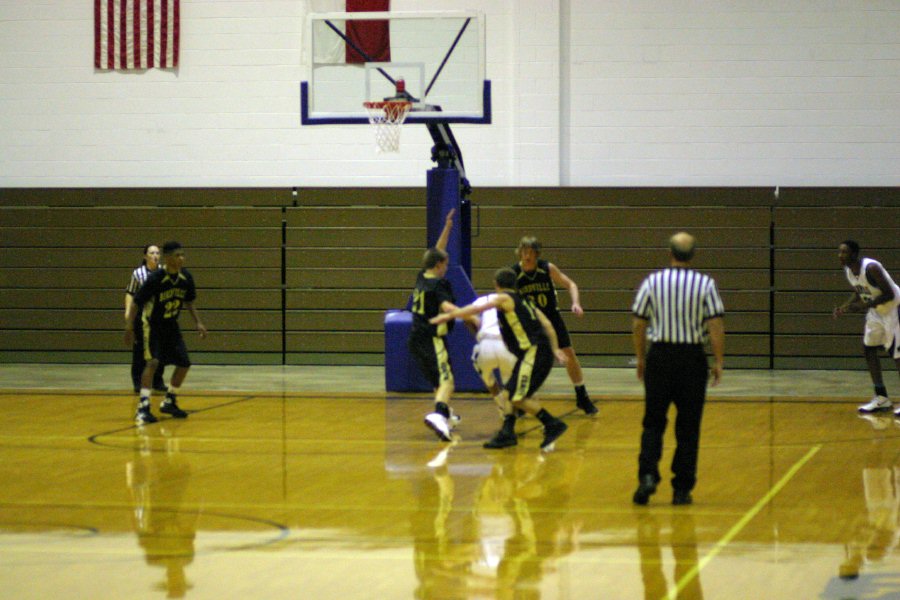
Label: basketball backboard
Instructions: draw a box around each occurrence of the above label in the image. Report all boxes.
[301,10,490,125]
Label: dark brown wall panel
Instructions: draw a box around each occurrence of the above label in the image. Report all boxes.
[2,187,897,368]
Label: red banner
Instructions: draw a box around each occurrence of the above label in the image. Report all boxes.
[345,0,390,64]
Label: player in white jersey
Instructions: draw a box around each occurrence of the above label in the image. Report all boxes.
[833,240,900,414]
[470,294,518,417]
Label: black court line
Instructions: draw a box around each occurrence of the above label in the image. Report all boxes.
[505,406,900,449]
[0,505,290,557]
[0,389,392,399]
[3,389,875,452]
[87,394,259,448]
[0,521,98,539]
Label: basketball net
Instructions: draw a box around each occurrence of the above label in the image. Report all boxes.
[363,99,412,153]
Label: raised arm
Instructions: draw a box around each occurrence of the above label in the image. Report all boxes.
[549,262,583,317]
[435,208,456,253]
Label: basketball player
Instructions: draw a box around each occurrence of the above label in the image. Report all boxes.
[432,267,570,451]
[468,293,517,418]
[125,244,167,393]
[513,237,598,415]
[833,240,900,414]
[408,209,463,442]
[125,241,207,425]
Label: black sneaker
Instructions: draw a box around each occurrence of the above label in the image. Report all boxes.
[483,430,518,449]
[672,490,693,506]
[152,384,170,393]
[632,475,658,505]
[576,396,598,416]
[540,420,568,452]
[160,397,188,419]
[135,407,158,425]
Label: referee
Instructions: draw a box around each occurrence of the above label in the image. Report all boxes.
[125,244,166,393]
[630,232,725,506]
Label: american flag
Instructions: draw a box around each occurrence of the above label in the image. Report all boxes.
[94,0,180,70]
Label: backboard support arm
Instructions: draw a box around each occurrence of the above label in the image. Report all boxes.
[424,18,471,98]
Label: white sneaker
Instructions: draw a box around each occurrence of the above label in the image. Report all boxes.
[424,412,452,441]
[858,395,892,413]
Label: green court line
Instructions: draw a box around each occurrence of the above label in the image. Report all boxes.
[667,444,822,600]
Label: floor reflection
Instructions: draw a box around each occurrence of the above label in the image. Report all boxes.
[636,511,703,600]
[822,414,900,599]
[126,421,197,598]
[410,419,594,599]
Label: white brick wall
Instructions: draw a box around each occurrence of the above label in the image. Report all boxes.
[0,0,896,187]
[568,0,900,185]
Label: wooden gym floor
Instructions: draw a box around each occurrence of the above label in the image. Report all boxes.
[1,364,900,599]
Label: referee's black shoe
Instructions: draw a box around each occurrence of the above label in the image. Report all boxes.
[632,475,658,505]
[672,490,693,506]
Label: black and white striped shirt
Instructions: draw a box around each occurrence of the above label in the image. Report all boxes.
[126,264,156,296]
[632,267,725,345]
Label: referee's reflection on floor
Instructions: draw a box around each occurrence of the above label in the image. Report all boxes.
[637,511,704,600]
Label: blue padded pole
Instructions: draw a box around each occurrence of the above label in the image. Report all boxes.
[384,165,482,393]
[426,166,475,306]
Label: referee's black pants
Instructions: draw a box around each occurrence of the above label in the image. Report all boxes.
[638,343,708,493]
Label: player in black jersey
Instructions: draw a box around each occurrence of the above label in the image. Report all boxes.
[513,237,598,415]
[125,241,207,425]
[408,210,465,442]
[432,268,570,451]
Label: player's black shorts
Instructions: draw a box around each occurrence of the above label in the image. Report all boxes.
[143,321,191,368]
[547,311,572,349]
[408,333,453,389]
[506,343,554,402]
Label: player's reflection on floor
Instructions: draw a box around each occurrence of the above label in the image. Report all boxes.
[411,419,595,599]
[840,415,900,582]
[126,421,197,598]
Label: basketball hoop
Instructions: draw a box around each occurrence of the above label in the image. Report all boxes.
[363,100,412,153]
